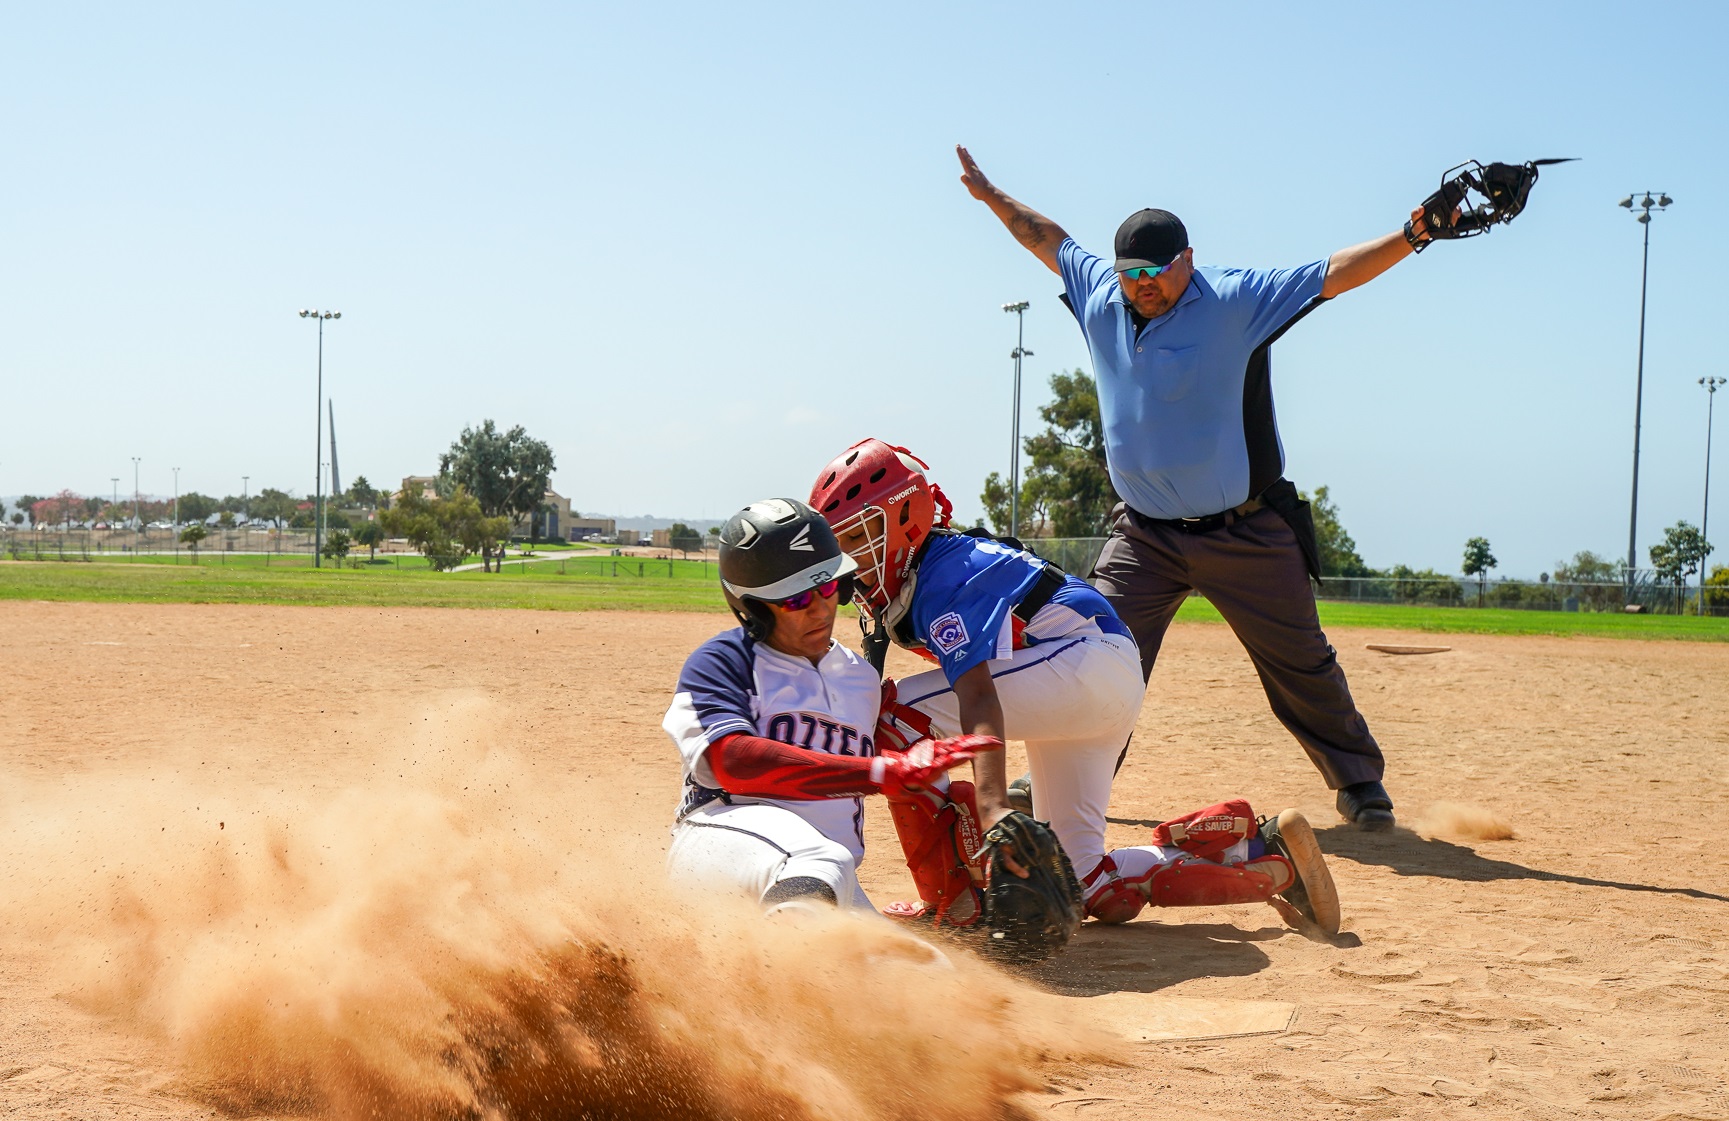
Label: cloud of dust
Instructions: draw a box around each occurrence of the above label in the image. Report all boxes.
[0,695,1106,1121]
[1417,802,1516,841]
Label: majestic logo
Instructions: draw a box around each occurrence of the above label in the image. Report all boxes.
[789,524,814,551]
[929,611,969,655]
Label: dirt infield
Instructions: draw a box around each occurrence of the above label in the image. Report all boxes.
[3,602,1727,1119]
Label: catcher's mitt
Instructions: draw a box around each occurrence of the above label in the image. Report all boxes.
[978,811,1083,962]
[1408,157,1575,251]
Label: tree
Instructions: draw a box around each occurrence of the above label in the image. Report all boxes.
[668,521,702,556]
[217,510,237,530]
[982,370,1116,539]
[1462,537,1497,607]
[1306,485,1372,577]
[379,484,509,571]
[8,513,20,528]
[179,522,208,562]
[353,521,386,561]
[438,420,555,573]
[1552,550,1620,612]
[15,496,42,528]
[345,475,380,509]
[1650,520,1713,613]
[178,492,218,524]
[320,529,352,564]
[252,489,298,530]
[1379,563,1462,604]
[1704,564,1729,615]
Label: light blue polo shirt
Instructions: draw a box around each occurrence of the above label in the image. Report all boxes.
[1058,238,1329,519]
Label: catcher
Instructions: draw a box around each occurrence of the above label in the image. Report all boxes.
[810,440,1342,937]
[661,497,995,918]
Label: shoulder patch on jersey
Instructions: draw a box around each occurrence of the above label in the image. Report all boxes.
[929,611,969,655]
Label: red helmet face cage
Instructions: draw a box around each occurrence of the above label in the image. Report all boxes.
[810,439,952,613]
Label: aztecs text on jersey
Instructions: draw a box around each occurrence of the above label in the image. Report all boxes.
[662,629,882,859]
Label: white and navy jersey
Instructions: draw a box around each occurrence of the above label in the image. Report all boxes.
[662,627,881,860]
[908,533,1134,685]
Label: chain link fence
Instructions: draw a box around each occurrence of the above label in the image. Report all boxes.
[1016,537,1726,617]
[8,527,1721,612]
[1,530,718,580]
[2,526,324,558]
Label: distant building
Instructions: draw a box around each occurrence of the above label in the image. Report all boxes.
[651,528,672,548]
[398,475,438,501]
[395,479,606,543]
[568,516,616,541]
[617,529,643,546]
[512,489,572,541]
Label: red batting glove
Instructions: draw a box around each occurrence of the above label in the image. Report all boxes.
[871,735,1004,800]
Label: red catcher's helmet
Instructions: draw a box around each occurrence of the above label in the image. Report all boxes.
[810,439,953,613]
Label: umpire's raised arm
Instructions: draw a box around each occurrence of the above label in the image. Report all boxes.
[1318,204,1435,299]
[957,145,1068,275]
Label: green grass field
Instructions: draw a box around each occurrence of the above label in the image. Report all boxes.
[0,556,727,612]
[3,558,1726,641]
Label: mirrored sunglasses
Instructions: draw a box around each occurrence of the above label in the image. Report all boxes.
[772,579,841,611]
[1120,261,1178,281]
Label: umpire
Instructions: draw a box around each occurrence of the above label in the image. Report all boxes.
[958,145,1440,832]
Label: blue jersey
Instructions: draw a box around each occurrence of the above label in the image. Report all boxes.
[662,628,881,859]
[907,533,1133,686]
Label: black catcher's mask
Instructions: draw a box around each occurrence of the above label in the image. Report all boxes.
[1412,158,1576,251]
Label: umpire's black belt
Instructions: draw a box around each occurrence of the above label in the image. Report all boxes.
[1131,495,1265,535]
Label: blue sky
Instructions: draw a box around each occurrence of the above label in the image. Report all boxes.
[3,2,1725,576]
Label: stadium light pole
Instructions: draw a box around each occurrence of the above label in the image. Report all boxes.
[299,309,342,567]
[1701,376,1725,615]
[172,466,180,528]
[1003,301,1031,538]
[131,456,141,532]
[1618,190,1672,590]
[110,477,118,518]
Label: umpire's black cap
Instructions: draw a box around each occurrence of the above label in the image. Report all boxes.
[1114,209,1189,271]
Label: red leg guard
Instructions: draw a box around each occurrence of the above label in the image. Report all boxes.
[1151,798,1258,860]
[884,780,983,926]
[1144,854,1294,908]
[1080,855,1147,924]
[875,680,939,754]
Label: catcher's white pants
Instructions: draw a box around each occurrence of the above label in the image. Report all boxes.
[894,632,1144,880]
[668,801,877,914]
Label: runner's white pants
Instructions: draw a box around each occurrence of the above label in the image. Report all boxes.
[667,801,877,913]
[893,631,1147,880]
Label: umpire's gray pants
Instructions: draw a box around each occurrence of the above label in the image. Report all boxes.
[1091,503,1384,790]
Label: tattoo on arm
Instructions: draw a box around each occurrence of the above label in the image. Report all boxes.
[1008,208,1056,250]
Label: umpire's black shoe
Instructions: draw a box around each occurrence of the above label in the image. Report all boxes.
[1336,780,1396,832]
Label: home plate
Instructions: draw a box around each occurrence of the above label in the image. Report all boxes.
[1364,643,1452,655]
[1073,992,1297,1042]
